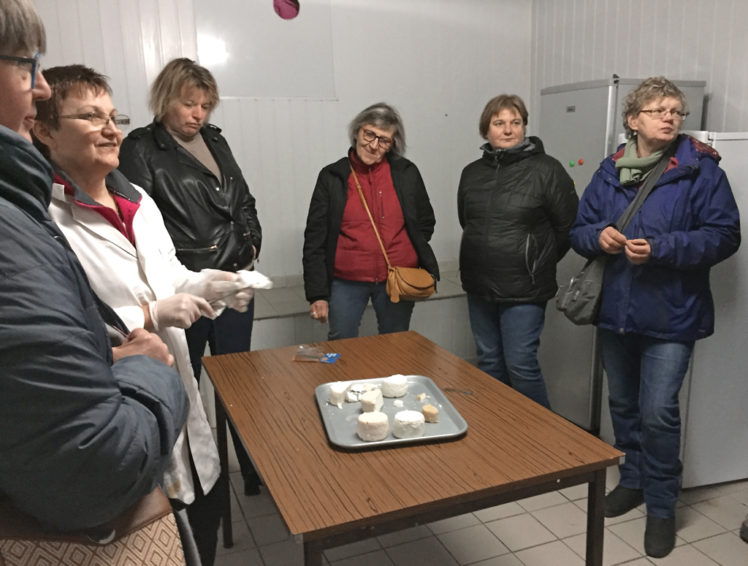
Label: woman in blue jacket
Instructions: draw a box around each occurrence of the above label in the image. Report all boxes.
[570,77,740,558]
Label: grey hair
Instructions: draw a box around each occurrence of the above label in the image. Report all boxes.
[622,76,688,138]
[0,0,47,55]
[348,102,406,156]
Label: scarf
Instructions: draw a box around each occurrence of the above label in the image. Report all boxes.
[615,138,664,185]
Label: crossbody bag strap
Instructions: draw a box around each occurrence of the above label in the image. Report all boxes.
[350,165,392,269]
[615,141,677,231]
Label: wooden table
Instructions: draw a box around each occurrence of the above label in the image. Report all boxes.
[203,331,622,565]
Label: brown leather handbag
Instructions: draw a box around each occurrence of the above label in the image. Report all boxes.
[350,166,435,303]
[0,488,185,566]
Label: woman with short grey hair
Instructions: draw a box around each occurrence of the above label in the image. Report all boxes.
[347,102,406,157]
[303,102,438,339]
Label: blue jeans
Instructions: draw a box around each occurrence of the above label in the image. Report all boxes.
[328,278,415,340]
[599,329,693,518]
[186,300,255,480]
[467,295,550,408]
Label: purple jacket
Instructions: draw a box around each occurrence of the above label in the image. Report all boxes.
[570,134,741,341]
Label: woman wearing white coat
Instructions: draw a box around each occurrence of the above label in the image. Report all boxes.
[33,65,255,566]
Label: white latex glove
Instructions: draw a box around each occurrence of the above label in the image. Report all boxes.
[182,269,246,303]
[236,270,274,290]
[148,293,215,331]
[224,289,254,313]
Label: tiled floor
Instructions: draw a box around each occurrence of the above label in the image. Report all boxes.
[215,439,748,566]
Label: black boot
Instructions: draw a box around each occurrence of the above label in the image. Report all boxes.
[604,485,644,517]
[644,515,676,558]
[740,514,748,543]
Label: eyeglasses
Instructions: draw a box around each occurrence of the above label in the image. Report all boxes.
[0,53,42,88]
[59,112,131,128]
[361,129,393,150]
[639,108,689,120]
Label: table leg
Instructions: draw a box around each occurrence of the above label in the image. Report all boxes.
[215,392,233,548]
[303,540,323,566]
[586,468,606,566]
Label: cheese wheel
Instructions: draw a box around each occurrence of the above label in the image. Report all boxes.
[357,411,389,441]
[381,374,408,398]
[422,404,439,423]
[392,410,425,438]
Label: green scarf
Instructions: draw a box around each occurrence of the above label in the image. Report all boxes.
[615,138,664,185]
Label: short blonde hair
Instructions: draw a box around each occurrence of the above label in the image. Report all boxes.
[479,94,528,138]
[149,58,219,122]
[622,77,688,138]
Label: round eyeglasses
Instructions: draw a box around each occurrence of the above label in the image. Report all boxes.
[361,129,393,150]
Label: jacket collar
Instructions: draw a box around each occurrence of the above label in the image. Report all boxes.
[150,120,222,150]
[0,125,54,215]
[480,135,545,166]
[603,134,713,187]
[52,165,142,206]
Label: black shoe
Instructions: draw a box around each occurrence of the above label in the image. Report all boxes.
[740,515,748,543]
[645,515,676,558]
[243,472,261,496]
[604,485,644,517]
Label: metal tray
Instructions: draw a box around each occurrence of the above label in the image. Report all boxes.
[314,375,468,450]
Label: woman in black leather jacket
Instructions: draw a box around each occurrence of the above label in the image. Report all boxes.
[119,58,262,496]
[458,94,577,408]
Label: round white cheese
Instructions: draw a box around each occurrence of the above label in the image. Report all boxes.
[392,410,425,439]
[357,411,389,442]
[381,374,408,398]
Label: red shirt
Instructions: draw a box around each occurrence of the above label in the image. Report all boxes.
[334,152,418,282]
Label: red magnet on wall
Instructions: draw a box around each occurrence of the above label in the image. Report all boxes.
[578,158,584,165]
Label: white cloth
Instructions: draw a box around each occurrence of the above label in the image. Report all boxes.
[48,182,220,505]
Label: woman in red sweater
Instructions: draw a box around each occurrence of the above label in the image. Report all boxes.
[303,102,438,339]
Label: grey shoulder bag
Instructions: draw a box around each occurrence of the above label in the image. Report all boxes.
[556,145,674,325]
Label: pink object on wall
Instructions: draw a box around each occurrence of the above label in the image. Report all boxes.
[274,0,300,19]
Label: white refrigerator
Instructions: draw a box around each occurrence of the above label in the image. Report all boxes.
[678,131,748,488]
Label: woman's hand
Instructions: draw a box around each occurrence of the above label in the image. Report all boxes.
[599,226,627,254]
[310,300,329,323]
[112,328,175,367]
[625,238,651,264]
[148,293,215,331]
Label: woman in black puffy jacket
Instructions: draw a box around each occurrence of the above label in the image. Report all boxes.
[457,94,577,408]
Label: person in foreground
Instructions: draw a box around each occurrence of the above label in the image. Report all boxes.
[457,94,577,408]
[303,102,438,339]
[33,64,259,566]
[570,76,740,557]
[119,58,264,496]
[0,0,188,532]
